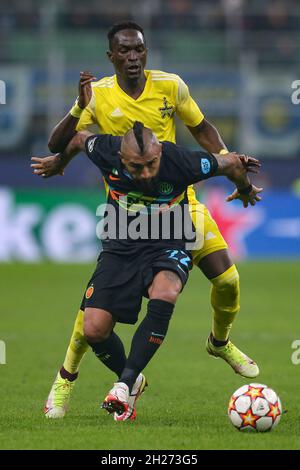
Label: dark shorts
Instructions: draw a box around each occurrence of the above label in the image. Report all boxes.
[80,247,192,325]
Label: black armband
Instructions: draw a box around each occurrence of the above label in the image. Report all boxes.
[238,184,253,195]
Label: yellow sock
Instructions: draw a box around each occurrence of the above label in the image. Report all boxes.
[210,265,240,342]
[63,309,89,374]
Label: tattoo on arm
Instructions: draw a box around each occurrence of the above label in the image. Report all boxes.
[163,270,180,282]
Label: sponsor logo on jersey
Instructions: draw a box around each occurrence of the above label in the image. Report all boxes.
[159,97,174,118]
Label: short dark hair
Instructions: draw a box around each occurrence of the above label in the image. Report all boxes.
[107,21,145,50]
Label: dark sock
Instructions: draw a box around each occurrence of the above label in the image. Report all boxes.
[119,299,174,392]
[60,366,78,382]
[89,331,127,378]
[210,332,229,348]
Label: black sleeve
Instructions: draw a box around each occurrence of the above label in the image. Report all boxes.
[85,134,121,170]
[162,141,218,184]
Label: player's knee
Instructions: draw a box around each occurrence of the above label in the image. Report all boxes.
[163,290,179,304]
[211,266,240,309]
[83,310,112,343]
[212,266,239,290]
[222,274,239,299]
[84,322,110,343]
[149,286,180,304]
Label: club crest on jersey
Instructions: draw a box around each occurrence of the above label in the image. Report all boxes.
[85,285,94,299]
[159,182,174,195]
[159,97,174,119]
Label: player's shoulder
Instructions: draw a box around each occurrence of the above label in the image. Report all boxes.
[85,134,121,169]
[161,141,194,164]
[91,75,115,91]
[148,70,187,101]
[87,133,121,154]
[148,70,183,84]
[160,141,190,182]
[161,141,182,161]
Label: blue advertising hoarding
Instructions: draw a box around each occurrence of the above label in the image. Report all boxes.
[0,187,299,262]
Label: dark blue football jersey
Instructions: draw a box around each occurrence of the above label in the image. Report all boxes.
[85,134,218,254]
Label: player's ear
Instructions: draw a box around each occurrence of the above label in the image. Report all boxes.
[107,50,113,63]
[157,142,162,157]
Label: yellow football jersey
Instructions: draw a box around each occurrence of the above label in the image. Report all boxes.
[76,70,204,142]
[75,70,228,260]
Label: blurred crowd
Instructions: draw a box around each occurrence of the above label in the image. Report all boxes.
[1,0,299,167]
[0,0,299,32]
[1,0,299,65]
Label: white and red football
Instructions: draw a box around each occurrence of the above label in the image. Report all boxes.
[228,383,282,432]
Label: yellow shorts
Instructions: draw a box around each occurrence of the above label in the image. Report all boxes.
[188,186,228,265]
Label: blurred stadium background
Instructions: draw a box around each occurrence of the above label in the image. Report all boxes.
[1,0,300,262]
[1,0,300,450]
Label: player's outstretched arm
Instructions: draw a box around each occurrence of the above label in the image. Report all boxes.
[188,119,263,207]
[188,119,228,154]
[31,131,93,178]
[215,152,263,208]
[48,71,96,153]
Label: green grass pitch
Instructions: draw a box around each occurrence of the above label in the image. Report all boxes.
[0,261,299,450]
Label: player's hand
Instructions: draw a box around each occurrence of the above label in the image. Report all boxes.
[77,71,96,109]
[222,152,261,174]
[31,155,64,178]
[226,185,263,208]
[238,154,261,173]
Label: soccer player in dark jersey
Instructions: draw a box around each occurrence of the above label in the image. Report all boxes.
[32,121,261,420]
[34,22,263,419]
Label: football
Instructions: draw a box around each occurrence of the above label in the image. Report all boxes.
[228,383,282,432]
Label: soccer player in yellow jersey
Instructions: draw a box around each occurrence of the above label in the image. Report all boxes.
[36,22,262,419]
